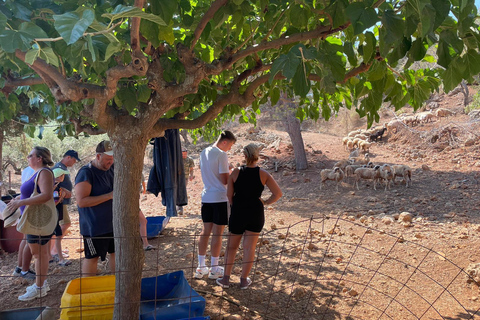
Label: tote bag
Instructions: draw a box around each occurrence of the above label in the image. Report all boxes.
[16,168,58,236]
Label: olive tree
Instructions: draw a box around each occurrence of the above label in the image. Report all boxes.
[0,0,478,318]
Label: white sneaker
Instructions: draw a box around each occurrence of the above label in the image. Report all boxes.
[208,266,224,280]
[18,286,48,301]
[27,281,50,293]
[194,266,209,279]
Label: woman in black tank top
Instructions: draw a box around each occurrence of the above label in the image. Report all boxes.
[216,144,282,289]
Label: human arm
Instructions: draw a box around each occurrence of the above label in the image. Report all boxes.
[260,169,282,206]
[60,188,72,199]
[227,168,239,204]
[189,167,194,180]
[75,181,113,208]
[6,169,54,210]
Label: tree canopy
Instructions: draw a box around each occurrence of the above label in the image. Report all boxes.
[0,0,478,318]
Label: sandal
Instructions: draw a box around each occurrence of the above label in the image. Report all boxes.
[57,260,72,266]
[144,245,156,251]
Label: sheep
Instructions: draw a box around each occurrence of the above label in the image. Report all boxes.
[350,153,370,165]
[354,166,381,190]
[342,137,349,150]
[349,148,360,158]
[320,167,344,191]
[392,164,412,187]
[386,119,404,133]
[354,133,369,141]
[345,139,355,151]
[435,108,456,117]
[369,127,387,142]
[403,115,417,126]
[359,141,372,153]
[333,159,353,171]
[352,138,362,148]
[376,164,394,191]
[416,111,436,123]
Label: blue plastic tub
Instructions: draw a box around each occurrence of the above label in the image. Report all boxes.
[146,216,167,239]
[140,271,206,320]
[0,307,45,319]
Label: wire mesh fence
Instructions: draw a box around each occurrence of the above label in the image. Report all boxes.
[1,215,479,319]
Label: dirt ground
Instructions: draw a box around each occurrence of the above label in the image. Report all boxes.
[1,88,480,319]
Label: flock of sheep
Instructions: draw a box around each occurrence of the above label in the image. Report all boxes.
[321,126,411,192]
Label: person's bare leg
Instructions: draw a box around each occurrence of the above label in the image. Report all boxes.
[28,242,49,287]
[223,233,242,277]
[82,257,99,276]
[198,222,213,256]
[210,224,226,258]
[241,231,260,279]
[19,238,33,272]
[138,210,150,248]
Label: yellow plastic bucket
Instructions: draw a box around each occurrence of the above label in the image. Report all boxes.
[60,275,115,320]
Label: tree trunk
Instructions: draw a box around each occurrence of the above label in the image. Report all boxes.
[111,136,147,320]
[0,130,3,197]
[180,129,190,146]
[284,104,308,170]
[460,80,471,108]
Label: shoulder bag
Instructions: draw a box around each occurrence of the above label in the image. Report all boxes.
[16,168,58,236]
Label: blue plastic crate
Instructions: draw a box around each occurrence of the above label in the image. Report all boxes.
[0,307,46,319]
[140,271,206,320]
[146,216,167,239]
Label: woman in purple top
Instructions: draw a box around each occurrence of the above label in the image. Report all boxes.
[6,146,55,301]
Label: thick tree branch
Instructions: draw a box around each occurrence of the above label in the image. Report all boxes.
[71,118,107,135]
[130,0,145,54]
[190,0,229,50]
[207,23,351,75]
[3,77,44,88]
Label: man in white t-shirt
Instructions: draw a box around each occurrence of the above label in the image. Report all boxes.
[195,130,236,280]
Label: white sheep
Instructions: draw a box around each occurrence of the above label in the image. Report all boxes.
[416,111,436,123]
[359,141,371,153]
[333,159,353,171]
[320,167,344,191]
[435,108,456,117]
[376,164,394,191]
[349,148,359,158]
[350,153,370,165]
[392,164,412,187]
[386,119,404,133]
[354,166,381,190]
[403,115,417,126]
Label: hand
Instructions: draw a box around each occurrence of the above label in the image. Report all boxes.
[6,198,21,211]
[61,188,72,198]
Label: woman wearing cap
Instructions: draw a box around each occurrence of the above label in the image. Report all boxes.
[6,146,55,301]
[216,143,282,289]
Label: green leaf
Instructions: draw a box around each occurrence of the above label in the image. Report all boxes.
[431,0,451,30]
[39,47,59,67]
[86,35,96,62]
[367,60,386,81]
[462,50,480,80]
[325,0,348,28]
[436,39,452,68]
[158,23,175,45]
[381,10,404,44]
[345,2,378,35]
[103,5,166,26]
[409,38,427,61]
[270,87,280,105]
[25,49,40,65]
[140,20,160,47]
[180,0,192,12]
[137,84,152,103]
[151,1,177,24]
[344,41,357,66]
[442,57,464,92]
[19,22,49,40]
[269,51,301,83]
[363,31,376,62]
[54,9,95,45]
[0,30,34,53]
[0,12,6,31]
[290,5,308,29]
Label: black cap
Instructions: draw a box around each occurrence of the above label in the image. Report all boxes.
[64,150,80,161]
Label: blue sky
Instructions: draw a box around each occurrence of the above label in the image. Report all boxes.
[476,0,479,10]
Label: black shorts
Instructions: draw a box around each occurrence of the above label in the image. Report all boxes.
[26,234,53,246]
[83,232,115,261]
[201,202,228,225]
